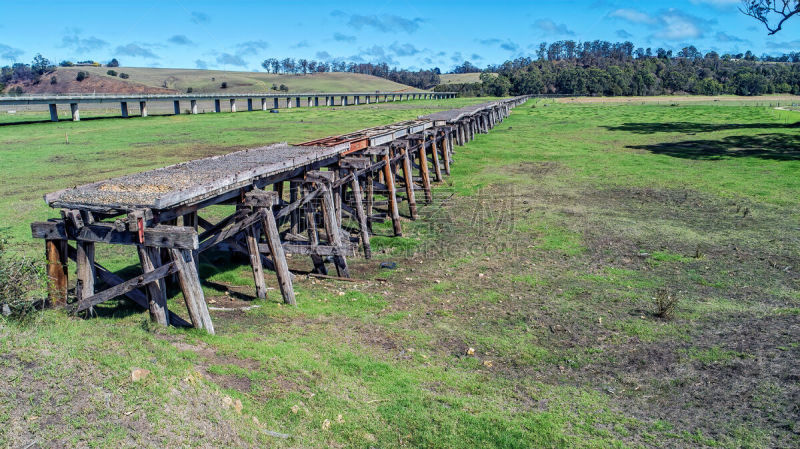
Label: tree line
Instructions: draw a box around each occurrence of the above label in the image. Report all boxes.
[261,58,440,89]
[439,40,800,97]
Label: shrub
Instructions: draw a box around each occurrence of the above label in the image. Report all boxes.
[0,237,46,320]
[220,81,228,89]
[119,72,129,79]
[107,58,119,67]
[75,71,88,82]
[186,87,193,93]
[50,76,57,84]
[279,84,288,92]
[271,83,278,91]
[107,70,118,76]
[653,288,679,320]
[59,60,74,67]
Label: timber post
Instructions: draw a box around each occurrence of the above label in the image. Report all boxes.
[170,248,214,334]
[306,171,350,278]
[383,149,402,236]
[244,190,296,305]
[400,140,419,220]
[415,135,433,204]
[137,245,169,326]
[340,157,372,258]
[440,129,452,175]
[427,130,444,183]
[45,238,68,306]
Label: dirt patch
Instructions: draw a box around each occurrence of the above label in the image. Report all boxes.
[507,161,561,177]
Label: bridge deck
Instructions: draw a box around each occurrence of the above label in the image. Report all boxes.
[46,143,347,211]
[420,100,501,123]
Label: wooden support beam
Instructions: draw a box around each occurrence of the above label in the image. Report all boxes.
[198,209,265,253]
[260,206,296,305]
[334,170,343,228]
[32,221,198,250]
[318,184,350,277]
[400,141,419,220]
[289,181,300,235]
[303,184,328,275]
[63,244,191,327]
[75,241,96,303]
[245,224,268,299]
[273,181,284,201]
[198,210,245,242]
[365,168,374,232]
[382,151,402,237]
[416,137,433,204]
[273,244,355,256]
[428,133,443,182]
[170,248,214,334]
[137,245,169,326]
[196,215,215,231]
[45,239,68,306]
[440,130,452,175]
[349,172,372,258]
[243,190,279,207]
[72,261,179,313]
[182,211,198,229]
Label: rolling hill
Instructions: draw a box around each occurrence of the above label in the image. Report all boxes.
[10,66,421,95]
[438,73,496,84]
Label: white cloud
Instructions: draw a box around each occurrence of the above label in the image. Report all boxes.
[611,8,715,40]
[533,19,575,36]
[115,43,159,59]
[690,0,740,10]
[655,9,713,40]
[0,43,23,61]
[609,8,657,24]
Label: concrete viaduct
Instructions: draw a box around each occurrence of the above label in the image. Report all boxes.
[0,91,458,122]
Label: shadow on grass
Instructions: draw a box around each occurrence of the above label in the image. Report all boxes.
[628,133,800,161]
[604,121,800,134]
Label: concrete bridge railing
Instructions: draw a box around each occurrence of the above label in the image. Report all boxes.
[0,91,458,122]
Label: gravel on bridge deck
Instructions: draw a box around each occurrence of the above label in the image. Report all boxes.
[47,143,347,211]
[420,100,501,123]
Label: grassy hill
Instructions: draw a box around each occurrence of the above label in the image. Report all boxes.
[439,73,496,84]
[31,67,419,95]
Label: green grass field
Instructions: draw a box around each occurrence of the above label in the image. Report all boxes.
[1,98,799,448]
[54,66,419,94]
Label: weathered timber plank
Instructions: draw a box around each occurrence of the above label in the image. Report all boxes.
[170,248,214,334]
[72,261,178,313]
[45,239,68,306]
[245,224,268,299]
[32,221,198,250]
[137,246,169,326]
[261,207,296,305]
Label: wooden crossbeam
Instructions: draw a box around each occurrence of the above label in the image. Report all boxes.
[71,261,179,313]
[32,221,198,250]
[198,208,266,253]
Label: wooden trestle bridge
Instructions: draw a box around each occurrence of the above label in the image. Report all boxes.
[31,96,530,333]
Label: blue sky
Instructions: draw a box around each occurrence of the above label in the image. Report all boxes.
[1,0,798,71]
